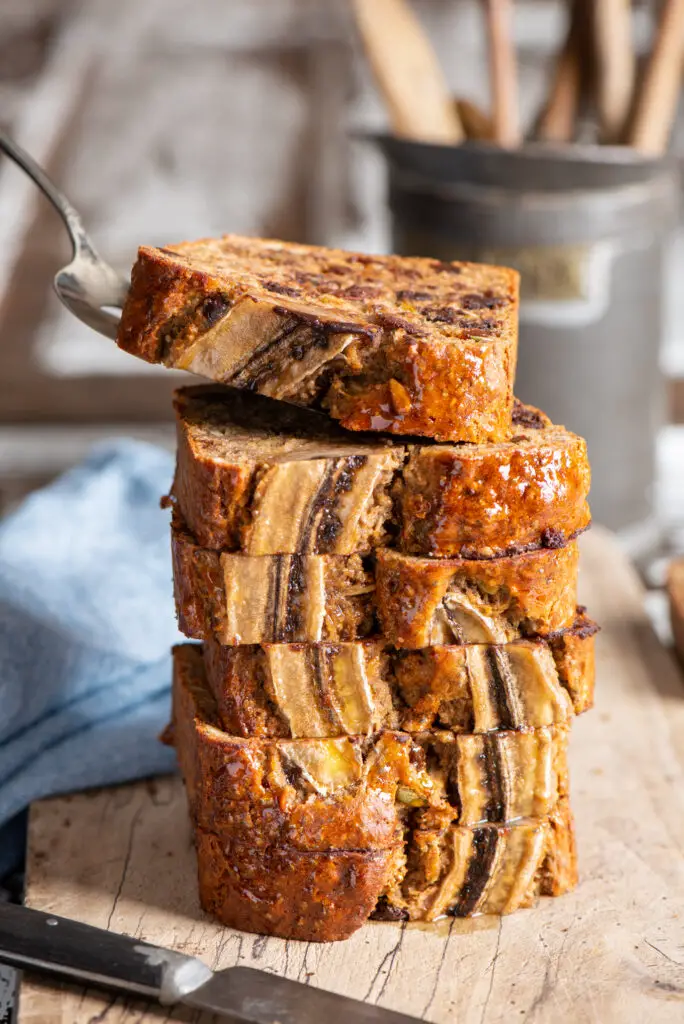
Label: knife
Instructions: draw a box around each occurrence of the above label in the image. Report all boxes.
[0,903,420,1023]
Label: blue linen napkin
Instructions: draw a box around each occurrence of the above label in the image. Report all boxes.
[0,440,182,875]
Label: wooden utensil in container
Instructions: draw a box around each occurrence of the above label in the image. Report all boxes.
[454,97,494,140]
[351,0,463,143]
[533,0,593,144]
[629,0,684,155]
[594,0,634,143]
[482,0,521,147]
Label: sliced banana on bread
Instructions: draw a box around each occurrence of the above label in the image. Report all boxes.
[169,386,590,558]
[171,646,576,940]
[190,614,595,737]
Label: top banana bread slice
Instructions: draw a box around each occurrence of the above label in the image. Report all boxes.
[117,234,519,442]
[169,386,590,558]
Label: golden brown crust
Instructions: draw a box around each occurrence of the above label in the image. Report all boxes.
[170,385,591,559]
[172,644,570,853]
[667,559,684,667]
[376,543,580,648]
[398,409,591,559]
[322,328,516,442]
[117,235,519,442]
[196,831,397,941]
[197,613,596,737]
[171,512,375,644]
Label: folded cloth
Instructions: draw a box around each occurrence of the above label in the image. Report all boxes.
[0,440,181,875]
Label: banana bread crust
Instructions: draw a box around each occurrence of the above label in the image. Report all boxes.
[171,645,570,852]
[195,613,596,737]
[196,831,398,941]
[116,235,519,443]
[398,401,591,558]
[376,542,580,648]
[170,386,591,559]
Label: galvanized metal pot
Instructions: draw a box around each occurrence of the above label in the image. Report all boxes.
[375,138,679,537]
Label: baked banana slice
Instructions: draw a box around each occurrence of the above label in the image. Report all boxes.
[169,386,590,558]
[192,613,595,737]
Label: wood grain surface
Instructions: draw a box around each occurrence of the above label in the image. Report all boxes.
[18,528,684,1022]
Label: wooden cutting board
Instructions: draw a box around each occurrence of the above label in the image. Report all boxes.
[17,529,684,1023]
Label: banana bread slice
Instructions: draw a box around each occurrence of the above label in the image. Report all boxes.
[171,644,570,847]
[376,542,580,648]
[171,512,375,643]
[117,234,519,442]
[170,386,590,558]
[173,649,574,940]
[196,801,575,939]
[193,613,596,737]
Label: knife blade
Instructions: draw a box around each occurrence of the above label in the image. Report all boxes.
[0,903,421,1023]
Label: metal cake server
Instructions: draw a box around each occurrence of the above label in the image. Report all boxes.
[0,131,128,339]
[0,904,420,1023]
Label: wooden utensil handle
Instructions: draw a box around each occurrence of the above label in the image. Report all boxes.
[594,0,635,143]
[483,0,521,147]
[629,0,684,155]
[454,97,494,140]
[351,0,463,143]
[534,0,584,143]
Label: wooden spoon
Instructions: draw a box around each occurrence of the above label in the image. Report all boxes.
[533,0,584,143]
[351,0,463,143]
[482,0,521,147]
[454,97,494,140]
[629,0,684,155]
[594,0,635,143]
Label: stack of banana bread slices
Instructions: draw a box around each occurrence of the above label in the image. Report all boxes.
[117,235,596,942]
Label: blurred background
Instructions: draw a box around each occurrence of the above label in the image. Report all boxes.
[0,0,683,577]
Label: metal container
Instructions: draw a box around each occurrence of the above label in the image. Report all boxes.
[375,138,679,540]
